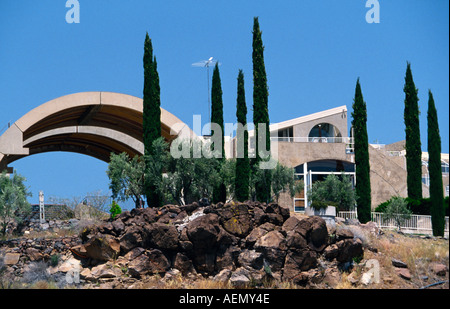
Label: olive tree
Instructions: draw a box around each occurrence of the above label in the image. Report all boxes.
[308,173,356,212]
[107,152,146,208]
[383,196,412,231]
[0,171,31,235]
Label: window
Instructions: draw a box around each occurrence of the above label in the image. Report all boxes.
[442,162,449,174]
[307,160,355,173]
[308,122,342,139]
[293,160,356,212]
[277,127,293,142]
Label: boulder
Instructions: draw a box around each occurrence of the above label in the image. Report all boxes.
[295,218,312,239]
[123,247,145,260]
[214,268,232,282]
[25,248,43,261]
[282,249,318,283]
[128,249,169,278]
[98,222,114,235]
[111,219,125,235]
[238,249,264,270]
[253,203,287,226]
[119,225,143,253]
[215,246,239,271]
[3,252,20,265]
[192,252,217,274]
[143,222,179,251]
[230,267,252,287]
[285,231,308,249]
[336,228,354,241]
[141,207,158,223]
[84,233,120,261]
[90,262,122,279]
[254,231,287,272]
[215,203,253,237]
[282,216,301,234]
[323,244,339,261]
[245,222,276,247]
[186,213,220,251]
[174,252,195,275]
[308,216,329,252]
[146,248,170,273]
[255,230,286,251]
[127,254,150,278]
[336,238,363,263]
[266,203,290,221]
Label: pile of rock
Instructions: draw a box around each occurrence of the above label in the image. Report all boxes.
[0,236,81,278]
[26,218,80,232]
[73,202,364,286]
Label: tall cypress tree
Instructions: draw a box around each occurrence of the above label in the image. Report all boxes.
[403,62,422,200]
[235,70,250,202]
[143,32,162,207]
[252,17,271,203]
[351,78,372,224]
[211,62,226,203]
[427,90,445,236]
[211,62,225,160]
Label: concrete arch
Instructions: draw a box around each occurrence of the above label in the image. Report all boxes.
[308,123,342,139]
[0,91,194,168]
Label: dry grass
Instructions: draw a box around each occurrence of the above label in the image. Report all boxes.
[343,229,449,289]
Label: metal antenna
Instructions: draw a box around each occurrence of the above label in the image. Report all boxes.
[192,57,220,135]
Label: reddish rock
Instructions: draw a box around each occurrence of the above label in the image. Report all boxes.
[430,262,447,276]
[84,233,120,261]
[395,267,411,280]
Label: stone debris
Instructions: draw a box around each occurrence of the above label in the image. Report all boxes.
[0,201,367,288]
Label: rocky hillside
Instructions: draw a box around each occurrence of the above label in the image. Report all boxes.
[74,201,365,286]
[0,201,447,289]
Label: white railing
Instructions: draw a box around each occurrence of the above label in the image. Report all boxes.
[271,137,354,144]
[336,211,449,237]
[337,211,358,220]
[386,150,406,157]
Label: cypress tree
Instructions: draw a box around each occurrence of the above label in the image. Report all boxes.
[143,32,162,207]
[252,17,271,203]
[351,78,372,224]
[211,62,225,160]
[403,62,422,200]
[427,90,445,236]
[235,70,250,202]
[211,62,226,203]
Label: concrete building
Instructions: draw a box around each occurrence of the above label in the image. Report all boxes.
[229,105,449,212]
[1,92,447,212]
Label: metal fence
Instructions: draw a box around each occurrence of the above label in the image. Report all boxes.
[337,211,449,237]
[271,137,354,144]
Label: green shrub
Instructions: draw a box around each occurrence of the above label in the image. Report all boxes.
[109,201,122,220]
[50,254,60,267]
[307,173,355,212]
[383,196,412,230]
[310,200,328,211]
[376,196,449,216]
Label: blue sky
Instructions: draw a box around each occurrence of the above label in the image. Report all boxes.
[0,0,448,207]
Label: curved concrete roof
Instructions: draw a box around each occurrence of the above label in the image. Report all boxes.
[0,91,194,167]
